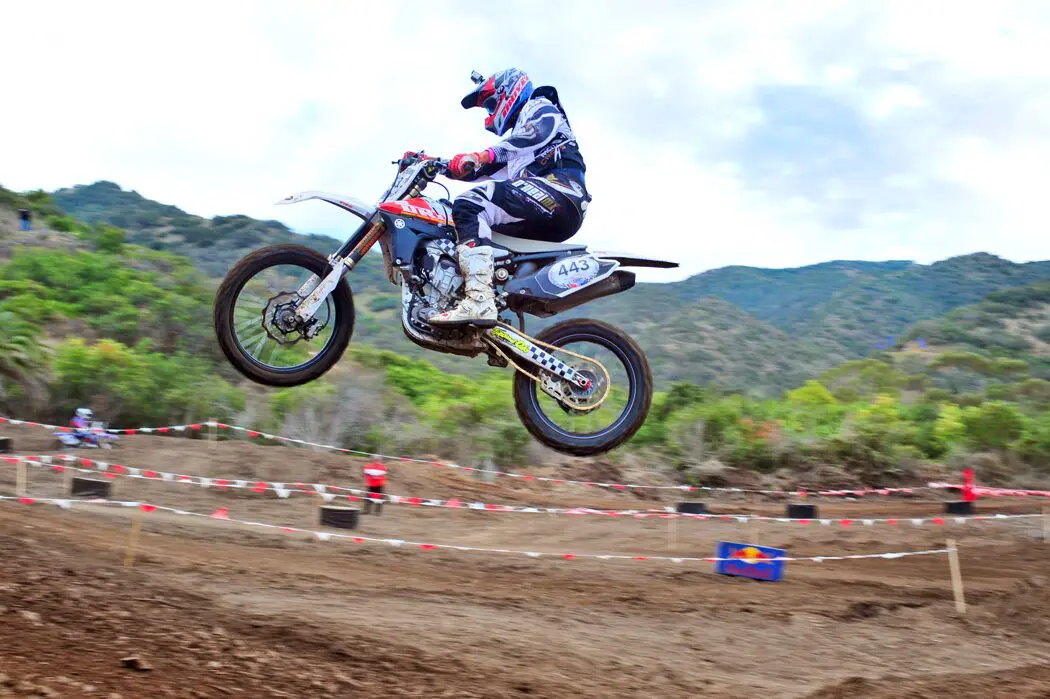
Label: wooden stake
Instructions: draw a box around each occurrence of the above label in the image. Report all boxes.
[1043,507,1049,544]
[14,459,27,497]
[124,508,145,568]
[667,515,676,551]
[946,538,966,615]
[63,463,73,495]
[205,417,218,480]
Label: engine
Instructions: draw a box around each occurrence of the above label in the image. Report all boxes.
[399,239,482,356]
[418,240,462,312]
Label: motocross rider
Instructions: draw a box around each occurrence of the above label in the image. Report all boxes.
[427,68,591,326]
[71,407,93,431]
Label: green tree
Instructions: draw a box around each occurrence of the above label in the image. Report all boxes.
[961,401,1024,452]
[0,311,51,404]
[94,225,127,254]
[50,338,242,425]
[817,359,903,402]
[1018,412,1050,471]
[932,404,966,454]
[786,380,837,406]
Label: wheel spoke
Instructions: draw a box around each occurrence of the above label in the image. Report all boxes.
[235,319,263,337]
[251,333,267,359]
[259,339,278,364]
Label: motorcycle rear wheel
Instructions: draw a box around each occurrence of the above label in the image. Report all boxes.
[512,318,653,457]
[214,245,356,387]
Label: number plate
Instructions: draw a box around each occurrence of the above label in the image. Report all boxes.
[547,255,600,289]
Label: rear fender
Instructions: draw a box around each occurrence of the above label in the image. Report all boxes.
[589,252,679,269]
[276,191,377,222]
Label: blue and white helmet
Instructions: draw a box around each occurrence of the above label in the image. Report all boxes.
[75,408,93,420]
[461,68,535,136]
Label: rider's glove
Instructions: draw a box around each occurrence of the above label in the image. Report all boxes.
[448,149,494,179]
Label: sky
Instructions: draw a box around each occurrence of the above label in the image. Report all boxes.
[3,0,1050,282]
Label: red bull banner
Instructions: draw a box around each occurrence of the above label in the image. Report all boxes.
[714,541,786,581]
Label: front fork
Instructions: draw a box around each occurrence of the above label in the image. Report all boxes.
[294,216,386,323]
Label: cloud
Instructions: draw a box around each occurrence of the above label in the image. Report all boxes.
[3,0,1050,283]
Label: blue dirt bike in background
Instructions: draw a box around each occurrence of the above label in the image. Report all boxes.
[53,424,120,450]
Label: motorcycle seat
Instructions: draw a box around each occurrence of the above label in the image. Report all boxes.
[490,232,586,254]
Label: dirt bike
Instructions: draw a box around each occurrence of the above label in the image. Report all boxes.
[213,153,677,456]
[54,422,120,450]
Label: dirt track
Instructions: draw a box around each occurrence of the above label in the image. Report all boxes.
[2,426,1050,698]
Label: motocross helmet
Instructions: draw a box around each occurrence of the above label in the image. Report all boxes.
[461,68,534,136]
[75,408,93,420]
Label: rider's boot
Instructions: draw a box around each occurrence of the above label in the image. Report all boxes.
[428,243,498,326]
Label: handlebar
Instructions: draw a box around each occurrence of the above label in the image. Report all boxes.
[392,151,474,176]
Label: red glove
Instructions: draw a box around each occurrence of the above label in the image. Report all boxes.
[399,151,433,170]
[448,149,494,179]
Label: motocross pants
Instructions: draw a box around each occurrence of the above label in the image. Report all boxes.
[451,169,590,245]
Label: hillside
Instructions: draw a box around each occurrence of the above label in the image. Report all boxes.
[43,181,1050,393]
[613,297,831,388]
[51,181,386,280]
[902,281,1050,378]
[5,182,1050,475]
[585,253,1050,366]
[50,181,436,362]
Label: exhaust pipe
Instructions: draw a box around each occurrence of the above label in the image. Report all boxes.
[542,270,636,314]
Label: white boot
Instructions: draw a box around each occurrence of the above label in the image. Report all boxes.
[428,244,498,326]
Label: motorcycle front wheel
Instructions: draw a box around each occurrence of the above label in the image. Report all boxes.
[512,318,653,457]
[213,244,356,387]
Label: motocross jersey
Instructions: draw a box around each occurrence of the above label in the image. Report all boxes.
[470,87,586,185]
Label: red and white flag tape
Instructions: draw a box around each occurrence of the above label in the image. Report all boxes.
[929,482,1050,498]
[0,495,953,564]
[7,455,1045,527]
[0,415,937,497]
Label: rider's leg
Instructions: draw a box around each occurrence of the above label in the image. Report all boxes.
[428,182,503,326]
[428,177,585,326]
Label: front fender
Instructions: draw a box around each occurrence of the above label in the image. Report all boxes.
[275,191,377,222]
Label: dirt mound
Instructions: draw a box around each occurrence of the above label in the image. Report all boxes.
[804,665,1050,699]
[0,525,539,699]
[988,575,1050,641]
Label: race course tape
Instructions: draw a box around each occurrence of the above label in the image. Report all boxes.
[0,415,935,497]
[7,455,1046,528]
[0,495,953,564]
[927,482,1050,498]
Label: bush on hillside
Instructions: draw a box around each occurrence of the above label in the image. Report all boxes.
[50,338,243,426]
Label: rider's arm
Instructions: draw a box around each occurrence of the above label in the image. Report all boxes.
[454,104,562,182]
[488,103,563,166]
[456,158,505,182]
